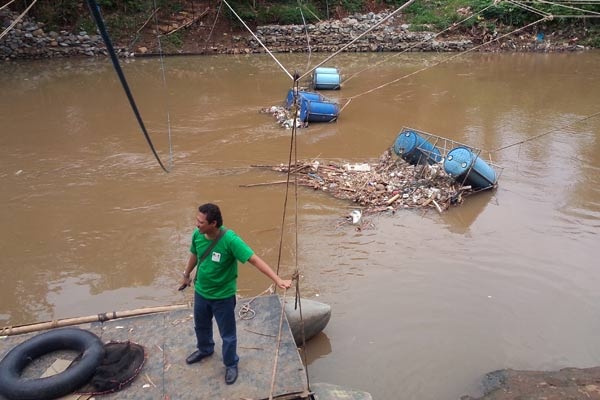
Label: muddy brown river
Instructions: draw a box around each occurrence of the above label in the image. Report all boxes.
[0,51,599,399]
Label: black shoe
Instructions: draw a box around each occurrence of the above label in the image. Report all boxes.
[185,350,213,365]
[225,365,238,384]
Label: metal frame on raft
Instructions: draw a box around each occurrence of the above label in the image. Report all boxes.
[394,127,504,192]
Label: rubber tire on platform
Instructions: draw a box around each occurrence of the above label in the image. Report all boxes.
[0,327,105,400]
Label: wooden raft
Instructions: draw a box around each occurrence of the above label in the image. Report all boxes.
[0,295,308,400]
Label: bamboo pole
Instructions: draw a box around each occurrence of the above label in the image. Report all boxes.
[0,304,191,336]
[431,199,443,214]
[386,193,401,205]
[239,180,290,187]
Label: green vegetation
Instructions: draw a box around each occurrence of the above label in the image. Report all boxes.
[29,0,81,31]
[584,27,600,47]
[9,0,600,46]
[224,1,320,25]
[340,0,364,14]
[162,31,184,50]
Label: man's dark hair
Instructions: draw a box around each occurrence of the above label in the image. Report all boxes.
[198,203,223,227]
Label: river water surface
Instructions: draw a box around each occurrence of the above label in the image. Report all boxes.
[1,52,599,399]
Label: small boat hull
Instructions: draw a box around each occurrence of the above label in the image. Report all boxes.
[284,298,331,345]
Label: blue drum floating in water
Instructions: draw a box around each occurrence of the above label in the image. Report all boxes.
[299,97,339,122]
[393,130,443,165]
[313,67,341,90]
[285,89,322,109]
[443,146,497,189]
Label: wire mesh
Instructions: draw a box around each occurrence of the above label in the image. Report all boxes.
[396,126,504,190]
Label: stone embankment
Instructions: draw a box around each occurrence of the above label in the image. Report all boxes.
[231,11,473,54]
[231,12,588,53]
[1,8,588,59]
[1,8,470,60]
[0,9,106,60]
[210,10,587,54]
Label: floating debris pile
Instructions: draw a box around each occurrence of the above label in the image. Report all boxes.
[260,105,301,129]
[252,127,501,218]
[264,148,472,214]
[260,87,339,129]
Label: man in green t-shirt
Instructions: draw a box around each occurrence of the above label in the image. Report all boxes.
[180,203,292,385]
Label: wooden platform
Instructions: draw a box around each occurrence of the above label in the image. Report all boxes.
[0,295,309,400]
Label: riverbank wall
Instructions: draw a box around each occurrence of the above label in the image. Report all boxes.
[0,9,106,60]
[227,11,473,54]
[1,8,588,60]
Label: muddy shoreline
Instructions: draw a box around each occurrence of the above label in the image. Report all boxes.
[463,367,600,399]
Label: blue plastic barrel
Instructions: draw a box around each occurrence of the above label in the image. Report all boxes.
[285,89,322,109]
[313,67,341,90]
[314,67,339,74]
[299,98,339,122]
[393,130,443,165]
[443,146,497,189]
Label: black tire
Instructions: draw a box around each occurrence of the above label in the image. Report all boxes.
[0,328,105,400]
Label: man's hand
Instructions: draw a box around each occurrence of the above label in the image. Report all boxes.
[277,278,293,289]
[179,274,192,291]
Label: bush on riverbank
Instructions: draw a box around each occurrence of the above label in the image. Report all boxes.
[12,0,600,32]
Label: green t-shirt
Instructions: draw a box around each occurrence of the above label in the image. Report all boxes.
[190,227,254,299]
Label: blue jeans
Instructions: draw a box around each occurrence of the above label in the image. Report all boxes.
[193,292,239,367]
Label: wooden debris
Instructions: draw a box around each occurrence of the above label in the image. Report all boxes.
[164,8,209,36]
[239,180,290,188]
[386,193,401,205]
[259,149,473,214]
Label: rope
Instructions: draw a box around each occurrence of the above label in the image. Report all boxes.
[549,14,600,17]
[303,4,322,22]
[297,3,312,71]
[238,285,275,320]
[339,15,550,112]
[221,0,294,81]
[506,0,552,17]
[268,287,288,400]
[298,0,418,81]
[343,2,497,85]
[289,81,305,390]
[204,0,223,51]
[152,0,174,169]
[275,77,302,280]
[293,273,311,389]
[127,6,160,50]
[0,0,18,12]
[530,0,600,15]
[274,81,312,395]
[0,0,38,41]
[85,0,170,173]
[491,110,600,153]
